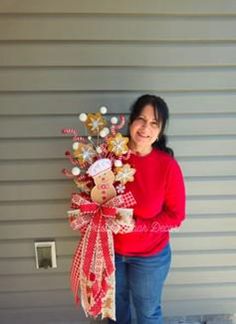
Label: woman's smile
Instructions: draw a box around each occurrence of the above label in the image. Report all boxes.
[137,131,150,139]
[129,104,162,155]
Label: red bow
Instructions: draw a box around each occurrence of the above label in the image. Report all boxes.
[79,202,116,281]
[69,192,136,319]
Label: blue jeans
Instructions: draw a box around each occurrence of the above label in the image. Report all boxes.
[108,243,171,324]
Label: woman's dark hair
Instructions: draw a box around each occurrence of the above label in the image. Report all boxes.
[128,94,174,156]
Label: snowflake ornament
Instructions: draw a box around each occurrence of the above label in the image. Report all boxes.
[116,183,126,194]
[73,143,96,165]
[62,105,137,322]
[115,163,136,185]
[85,112,107,135]
[62,107,135,195]
[107,133,129,157]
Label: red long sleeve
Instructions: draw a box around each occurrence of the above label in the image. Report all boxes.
[113,148,186,256]
[135,157,185,232]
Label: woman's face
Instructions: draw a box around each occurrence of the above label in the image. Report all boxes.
[129,105,162,152]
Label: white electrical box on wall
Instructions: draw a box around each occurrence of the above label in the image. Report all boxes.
[34,241,57,269]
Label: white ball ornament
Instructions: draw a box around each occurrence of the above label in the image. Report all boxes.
[114,160,123,167]
[99,129,106,138]
[96,147,102,154]
[79,113,87,122]
[103,127,110,136]
[72,167,81,176]
[111,116,118,124]
[100,106,107,115]
[72,142,79,150]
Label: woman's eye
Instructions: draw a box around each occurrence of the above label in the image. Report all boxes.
[151,122,158,127]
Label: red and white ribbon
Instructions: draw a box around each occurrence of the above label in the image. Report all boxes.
[69,192,135,320]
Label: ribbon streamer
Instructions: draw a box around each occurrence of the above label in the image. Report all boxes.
[69,192,136,320]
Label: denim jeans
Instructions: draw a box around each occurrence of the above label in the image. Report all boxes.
[108,243,171,324]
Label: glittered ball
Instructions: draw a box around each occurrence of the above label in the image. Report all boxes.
[72,167,81,176]
[99,129,106,138]
[96,147,102,154]
[72,142,79,150]
[100,106,107,114]
[111,116,118,124]
[114,160,123,167]
[103,127,110,136]
[88,136,92,140]
[79,113,87,122]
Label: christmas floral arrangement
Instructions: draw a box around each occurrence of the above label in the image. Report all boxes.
[62,106,136,320]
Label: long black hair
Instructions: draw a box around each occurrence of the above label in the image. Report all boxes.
[128,94,174,156]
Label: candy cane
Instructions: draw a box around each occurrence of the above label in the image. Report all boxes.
[107,152,117,163]
[99,143,108,157]
[111,115,126,135]
[75,174,88,181]
[116,115,126,130]
[62,168,74,179]
[73,135,87,143]
[62,128,78,137]
[62,128,86,142]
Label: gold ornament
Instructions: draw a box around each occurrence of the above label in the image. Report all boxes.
[107,133,129,157]
[115,163,136,185]
[85,112,107,135]
[73,178,91,194]
[73,143,96,165]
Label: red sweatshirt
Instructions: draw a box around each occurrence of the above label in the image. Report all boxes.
[113,148,186,256]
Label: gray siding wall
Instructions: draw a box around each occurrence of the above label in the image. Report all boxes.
[0,1,236,323]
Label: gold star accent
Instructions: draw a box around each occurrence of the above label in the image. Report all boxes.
[73,178,91,194]
[107,133,129,157]
[115,163,136,185]
[85,112,107,135]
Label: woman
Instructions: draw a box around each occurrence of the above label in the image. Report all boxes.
[109,94,186,324]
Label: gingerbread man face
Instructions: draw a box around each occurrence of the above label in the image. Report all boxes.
[87,159,117,204]
[93,169,115,186]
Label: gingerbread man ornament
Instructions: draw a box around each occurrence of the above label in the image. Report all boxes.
[87,159,117,204]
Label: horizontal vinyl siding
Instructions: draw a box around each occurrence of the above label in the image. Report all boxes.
[0,1,236,323]
[0,0,236,15]
[1,44,236,67]
[1,93,236,115]
[0,16,236,41]
[1,68,236,91]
